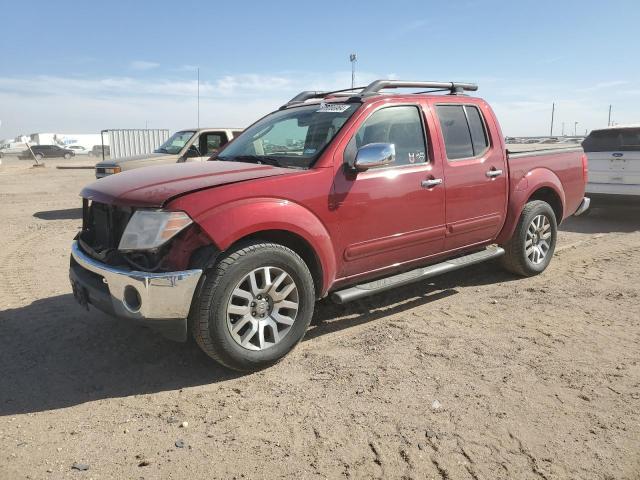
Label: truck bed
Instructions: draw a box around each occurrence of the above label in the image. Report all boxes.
[507,146,586,221]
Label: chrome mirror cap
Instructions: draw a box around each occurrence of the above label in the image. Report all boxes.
[354,143,395,171]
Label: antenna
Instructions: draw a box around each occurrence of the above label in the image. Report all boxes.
[349,53,357,89]
[197,67,200,128]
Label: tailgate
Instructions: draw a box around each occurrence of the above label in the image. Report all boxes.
[587,151,640,185]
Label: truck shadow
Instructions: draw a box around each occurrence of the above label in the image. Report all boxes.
[0,295,240,416]
[560,203,640,234]
[307,260,515,339]
[0,262,513,416]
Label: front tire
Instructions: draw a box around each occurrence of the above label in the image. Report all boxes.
[64,153,71,159]
[500,200,557,276]
[191,242,315,371]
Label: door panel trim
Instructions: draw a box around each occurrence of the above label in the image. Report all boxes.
[446,213,502,237]
[344,225,446,261]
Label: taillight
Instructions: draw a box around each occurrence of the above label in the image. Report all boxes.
[581,153,588,183]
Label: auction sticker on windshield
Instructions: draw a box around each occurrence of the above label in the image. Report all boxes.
[316,104,352,113]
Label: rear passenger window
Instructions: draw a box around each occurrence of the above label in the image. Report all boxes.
[436,105,473,159]
[436,105,489,160]
[465,106,489,155]
[345,106,427,167]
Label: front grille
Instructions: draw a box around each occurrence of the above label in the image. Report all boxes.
[81,201,132,254]
[77,200,190,272]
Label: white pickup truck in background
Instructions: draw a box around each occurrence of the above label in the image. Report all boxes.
[95,128,243,178]
[583,125,640,199]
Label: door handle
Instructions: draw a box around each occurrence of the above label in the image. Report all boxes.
[421,178,443,188]
[486,169,503,178]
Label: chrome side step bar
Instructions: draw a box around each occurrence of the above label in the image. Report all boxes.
[331,246,505,304]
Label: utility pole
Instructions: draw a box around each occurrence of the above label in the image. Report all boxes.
[197,67,200,128]
[550,102,555,136]
[574,121,578,137]
[608,105,612,127]
[349,53,357,89]
[561,122,565,136]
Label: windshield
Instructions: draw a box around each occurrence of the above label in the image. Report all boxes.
[217,103,358,168]
[155,130,196,154]
[582,128,640,152]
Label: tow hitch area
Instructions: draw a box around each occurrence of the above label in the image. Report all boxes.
[71,279,89,310]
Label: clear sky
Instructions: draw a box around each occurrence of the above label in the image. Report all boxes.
[0,0,638,139]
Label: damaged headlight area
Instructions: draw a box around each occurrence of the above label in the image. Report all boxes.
[118,210,193,252]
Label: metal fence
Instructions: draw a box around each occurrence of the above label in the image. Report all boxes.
[102,129,169,159]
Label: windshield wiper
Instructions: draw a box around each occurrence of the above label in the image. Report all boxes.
[218,155,282,167]
[155,147,169,153]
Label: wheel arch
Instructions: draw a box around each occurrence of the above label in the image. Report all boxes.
[228,229,325,299]
[527,186,563,223]
[496,168,565,245]
[190,198,337,296]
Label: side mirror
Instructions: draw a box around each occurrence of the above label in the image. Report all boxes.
[353,143,395,172]
[185,144,200,157]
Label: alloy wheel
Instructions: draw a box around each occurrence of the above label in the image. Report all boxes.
[526,214,552,264]
[226,266,299,351]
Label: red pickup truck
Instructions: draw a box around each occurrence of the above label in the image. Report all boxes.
[70,80,589,371]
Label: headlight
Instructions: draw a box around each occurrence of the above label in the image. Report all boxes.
[103,166,121,174]
[118,210,193,251]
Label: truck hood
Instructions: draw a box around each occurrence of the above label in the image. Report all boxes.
[96,152,171,167]
[81,161,296,207]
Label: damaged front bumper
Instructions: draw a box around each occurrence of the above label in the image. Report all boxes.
[69,241,202,341]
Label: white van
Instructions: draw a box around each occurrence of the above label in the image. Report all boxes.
[583,125,640,197]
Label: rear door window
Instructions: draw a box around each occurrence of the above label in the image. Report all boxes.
[465,106,489,155]
[436,105,490,160]
[436,105,473,160]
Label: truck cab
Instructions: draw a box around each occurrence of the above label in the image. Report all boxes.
[95,128,243,178]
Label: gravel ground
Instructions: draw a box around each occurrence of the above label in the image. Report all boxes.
[1,158,639,480]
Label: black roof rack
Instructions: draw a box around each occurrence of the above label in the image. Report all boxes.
[282,87,367,109]
[361,80,477,96]
[282,79,478,109]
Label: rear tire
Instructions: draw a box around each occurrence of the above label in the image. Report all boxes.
[500,200,557,276]
[191,241,315,371]
[35,153,44,161]
[64,153,71,159]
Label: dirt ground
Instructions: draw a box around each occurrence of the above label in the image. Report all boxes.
[1,158,639,480]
